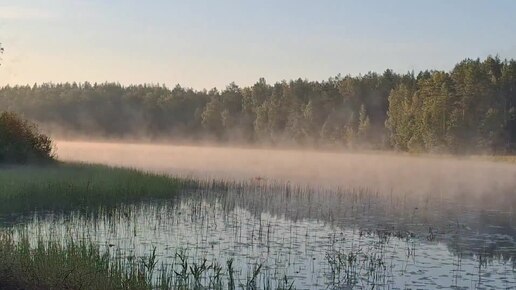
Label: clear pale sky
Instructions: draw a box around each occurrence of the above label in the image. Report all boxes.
[1,0,515,89]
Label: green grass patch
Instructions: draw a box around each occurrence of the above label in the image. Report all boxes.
[0,162,181,214]
[0,232,157,290]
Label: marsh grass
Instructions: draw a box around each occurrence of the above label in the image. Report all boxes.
[0,163,304,289]
[0,162,181,214]
[0,230,297,290]
[0,231,153,290]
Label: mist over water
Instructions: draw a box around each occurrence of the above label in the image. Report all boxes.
[56,141,516,209]
[2,141,509,288]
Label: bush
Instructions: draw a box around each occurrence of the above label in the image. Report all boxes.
[0,112,54,163]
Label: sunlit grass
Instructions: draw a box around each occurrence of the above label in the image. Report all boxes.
[0,162,181,214]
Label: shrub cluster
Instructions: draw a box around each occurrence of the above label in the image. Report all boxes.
[0,112,54,163]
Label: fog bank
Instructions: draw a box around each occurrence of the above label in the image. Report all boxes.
[54,141,516,207]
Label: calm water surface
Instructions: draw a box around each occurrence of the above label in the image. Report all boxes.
[3,185,516,289]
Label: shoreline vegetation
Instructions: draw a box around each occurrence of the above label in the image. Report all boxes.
[0,227,295,290]
[0,109,277,289]
[0,231,158,290]
[0,162,178,290]
[0,162,181,214]
[0,162,297,290]
[0,112,180,289]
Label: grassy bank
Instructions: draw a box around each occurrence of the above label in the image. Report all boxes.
[0,162,209,289]
[0,162,182,214]
[0,162,181,289]
[0,232,157,290]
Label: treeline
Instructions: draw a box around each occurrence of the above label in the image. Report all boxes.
[387,57,516,153]
[0,56,515,153]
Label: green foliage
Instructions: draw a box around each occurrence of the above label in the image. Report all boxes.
[387,56,516,153]
[0,233,153,290]
[0,74,399,149]
[202,95,224,138]
[0,112,54,163]
[357,104,371,145]
[385,84,415,150]
[0,56,515,153]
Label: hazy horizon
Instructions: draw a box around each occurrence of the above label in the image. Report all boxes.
[1,0,516,90]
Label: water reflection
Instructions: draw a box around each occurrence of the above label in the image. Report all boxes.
[2,184,516,289]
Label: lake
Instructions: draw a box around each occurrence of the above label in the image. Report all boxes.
[3,141,516,289]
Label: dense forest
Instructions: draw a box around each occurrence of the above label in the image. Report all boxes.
[0,56,515,153]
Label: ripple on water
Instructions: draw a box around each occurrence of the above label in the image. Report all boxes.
[2,188,516,289]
